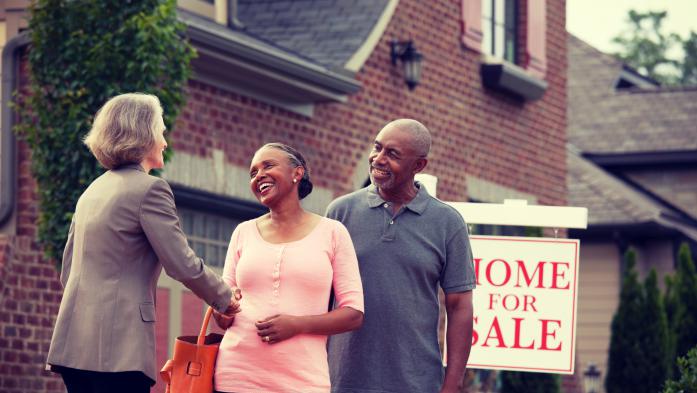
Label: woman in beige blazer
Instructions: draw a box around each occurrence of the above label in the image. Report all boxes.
[47,93,239,393]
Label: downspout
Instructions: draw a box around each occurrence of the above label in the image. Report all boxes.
[228,0,244,29]
[0,32,30,226]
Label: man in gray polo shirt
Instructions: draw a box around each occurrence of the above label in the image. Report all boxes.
[327,119,475,393]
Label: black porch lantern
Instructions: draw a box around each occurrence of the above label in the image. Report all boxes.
[583,363,602,393]
[390,40,423,90]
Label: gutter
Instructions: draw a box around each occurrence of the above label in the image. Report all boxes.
[584,150,697,167]
[181,14,361,96]
[0,32,30,226]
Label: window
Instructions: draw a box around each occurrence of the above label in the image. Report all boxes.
[481,0,518,63]
[178,208,241,268]
[172,185,267,269]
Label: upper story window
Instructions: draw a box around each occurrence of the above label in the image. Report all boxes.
[481,0,517,64]
[461,0,548,100]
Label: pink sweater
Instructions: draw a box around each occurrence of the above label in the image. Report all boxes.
[214,217,364,393]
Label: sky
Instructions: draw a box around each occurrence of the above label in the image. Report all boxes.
[566,0,697,54]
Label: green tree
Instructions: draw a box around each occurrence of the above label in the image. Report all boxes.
[641,269,671,391]
[664,272,679,378]
[663,346,697,393]
[612,9,697,86]
[606,250,671,393]
[16,0,195,262]
[612,10,681,84]
[605,249,646,392]
[500,371,560,393]
[680,32,697,87]
[672,244,697,364]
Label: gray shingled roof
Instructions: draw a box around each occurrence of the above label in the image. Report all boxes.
[568,35,697,154]
[567,145,697,242]
[567,146,662,225]
[238,0,389,70]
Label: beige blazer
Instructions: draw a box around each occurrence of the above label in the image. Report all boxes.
[47,164,231,383]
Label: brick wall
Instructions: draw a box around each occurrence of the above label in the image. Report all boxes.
[0,140,65,393]
[173,0,567,208]
[0,0,568,391]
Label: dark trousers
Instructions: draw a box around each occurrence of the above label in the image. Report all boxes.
[58,367,152,393]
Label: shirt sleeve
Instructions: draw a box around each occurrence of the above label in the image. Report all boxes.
[440,226,477,293]
[222,223,243,289]
[330,220,364,313]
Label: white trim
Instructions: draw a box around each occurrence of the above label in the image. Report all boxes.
[344,0,399,72]
[214,0,227,25]
[448,199,588,229]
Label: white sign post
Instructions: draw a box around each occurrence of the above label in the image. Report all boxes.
[415,174,588,374]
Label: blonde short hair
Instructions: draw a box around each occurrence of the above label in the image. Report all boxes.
[84,93,163,169]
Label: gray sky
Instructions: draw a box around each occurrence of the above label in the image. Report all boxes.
[566,0,697,54]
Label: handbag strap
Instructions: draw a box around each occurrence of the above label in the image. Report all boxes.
[197,307,214,346]
[160,359,173,392]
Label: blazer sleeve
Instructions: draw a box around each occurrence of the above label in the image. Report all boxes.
[139,178,232,313]
[60,216,75,288]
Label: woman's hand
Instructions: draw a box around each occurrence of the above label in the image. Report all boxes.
[213,287,243,330]
[255,314,302,344]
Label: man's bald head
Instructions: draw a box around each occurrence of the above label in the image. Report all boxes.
[380,119,432,158]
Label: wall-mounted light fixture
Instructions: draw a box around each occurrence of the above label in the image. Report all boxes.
[390,39,423,90]
[583,363,601,393]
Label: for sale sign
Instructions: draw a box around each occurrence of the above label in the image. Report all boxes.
[466,236,580,374]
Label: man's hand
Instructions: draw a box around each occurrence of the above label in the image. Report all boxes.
[255,314,301,344]
[214,288,242,330]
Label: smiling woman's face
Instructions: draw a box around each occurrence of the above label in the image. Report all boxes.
[249,147,301,207]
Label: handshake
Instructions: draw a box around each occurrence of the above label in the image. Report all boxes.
[214,287,243,329]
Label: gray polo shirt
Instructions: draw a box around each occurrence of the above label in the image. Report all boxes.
[327,183,475,393]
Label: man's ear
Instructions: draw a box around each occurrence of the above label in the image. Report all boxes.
[413,157,428,174]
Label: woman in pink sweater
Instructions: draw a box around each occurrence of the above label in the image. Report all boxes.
[213,143,364,393]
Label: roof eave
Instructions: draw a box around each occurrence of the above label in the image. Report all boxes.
[584,150,697,167]
[184,21,362,106]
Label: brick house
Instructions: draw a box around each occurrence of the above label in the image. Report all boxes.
[0,1,571,392]
[567,34,697,392]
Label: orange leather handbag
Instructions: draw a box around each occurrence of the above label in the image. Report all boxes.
[160,307,223,393]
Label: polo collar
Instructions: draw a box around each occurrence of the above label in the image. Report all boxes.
[366,181,430,215]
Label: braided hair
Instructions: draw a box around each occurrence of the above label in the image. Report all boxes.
[261,143,313,200]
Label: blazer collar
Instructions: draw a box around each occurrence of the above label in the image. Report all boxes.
[115,163,146,172]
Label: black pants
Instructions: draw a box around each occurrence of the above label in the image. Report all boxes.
[58,367,152,393]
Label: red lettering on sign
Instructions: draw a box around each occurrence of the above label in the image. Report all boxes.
[482,317,506,348]
[550,262,570,289]
[473,258,571,290]
[512,318,535,349]
[486,259,511,287]
[539,319,562,351]
[515,260,545,288]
